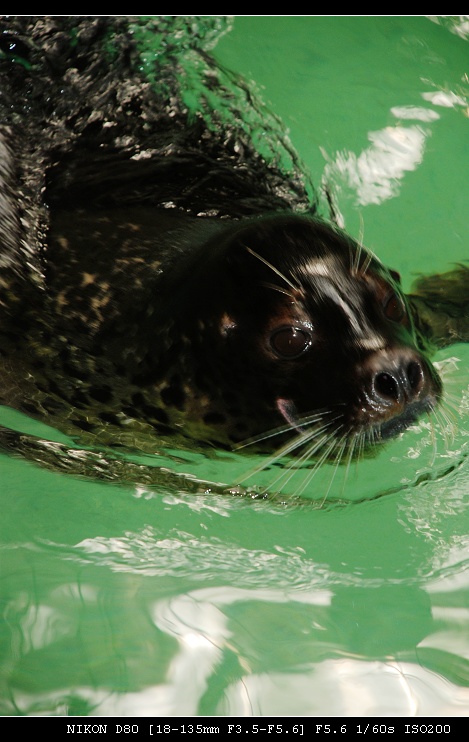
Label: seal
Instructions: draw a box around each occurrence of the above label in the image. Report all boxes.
[36,207,444,455]
[0,16,468,480]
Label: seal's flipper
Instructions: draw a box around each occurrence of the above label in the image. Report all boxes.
[408,264,469,351]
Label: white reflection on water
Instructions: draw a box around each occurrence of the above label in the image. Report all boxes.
[321,81,469,209]
[323,124,428,207]
[5,533,469,716]
[219,657,469,716]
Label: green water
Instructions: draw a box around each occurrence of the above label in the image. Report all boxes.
[1,15,469,716]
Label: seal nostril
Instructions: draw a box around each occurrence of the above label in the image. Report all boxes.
[374,360,424,404]
[375,371,399,401]
[407,360,423,390]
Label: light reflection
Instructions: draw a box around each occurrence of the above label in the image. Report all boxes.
[219,658,469,716]
[322,80,469,208]
[427,15,469,42]
[390,105,440,121]
[421,90,468,108]
[323,124,428,206]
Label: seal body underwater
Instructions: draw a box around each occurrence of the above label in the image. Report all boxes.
[0,16,468,479]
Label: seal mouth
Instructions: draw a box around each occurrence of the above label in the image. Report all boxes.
[276,395,436,446]
[366,398,436,442]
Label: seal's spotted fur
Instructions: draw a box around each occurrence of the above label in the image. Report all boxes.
[0,17,468,480]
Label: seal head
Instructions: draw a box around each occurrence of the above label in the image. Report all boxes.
[127,214,442,452]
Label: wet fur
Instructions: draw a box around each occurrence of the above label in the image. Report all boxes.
[0,17,468,497]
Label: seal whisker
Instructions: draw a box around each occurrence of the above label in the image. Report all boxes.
[234,409,341,450]
[276,421,345,484]
[292,430,345,500]
[341,431,361,494]
[237,413,343,487]
[435,399,458,431]
[237,425,333,487]
[263,422,344,494]
[356,427,368,462]
[323,184,341,226]
[318,431,350,507]
[234,422,312,452]
[262,433,333,494]
[438,390,462,427]
[360,249,374,277]
[357,213,366,257]
[431,403,457,451]
[350,236,362,276]
[261,281,297,300]
[244,245,300,292]
[424,409,439,468]
[440,390,463,416]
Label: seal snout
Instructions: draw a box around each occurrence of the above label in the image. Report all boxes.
[357,347,440,437]
[370,351,425,407]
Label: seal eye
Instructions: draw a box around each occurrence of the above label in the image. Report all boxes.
[383,291,406,323]
[270,326,312,359]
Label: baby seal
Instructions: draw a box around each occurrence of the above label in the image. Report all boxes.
[0,17,467,480]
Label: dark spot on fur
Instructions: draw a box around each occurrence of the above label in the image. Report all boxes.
[129,393,170,424]
[153,423,174,434]
[121,406,137,418]
[211,439,231,451]
[131,370,158,386]
[43,396,66,413]
[99,412,123,426]
[73,418,96,432]
[71,390,90,409]
[203,412,226,425]
[235,421,248,432]
[88,385,113,403]
[22,402,40,415]
[114,364,127,377]
[62,361,90,382]
[47,379,63,397]
[143,405,170,424]
[222,389,238,406]
[194,370,210,393]
[227,406,243,418]
[160,383,185,409]
[131,391,146,407]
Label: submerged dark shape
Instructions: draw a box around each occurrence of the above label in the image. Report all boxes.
[0,16,467,485]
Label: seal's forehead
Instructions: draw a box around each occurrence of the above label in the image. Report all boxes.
[299,253,349,278]
[297,246,386,279]
[291,252,402,350]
